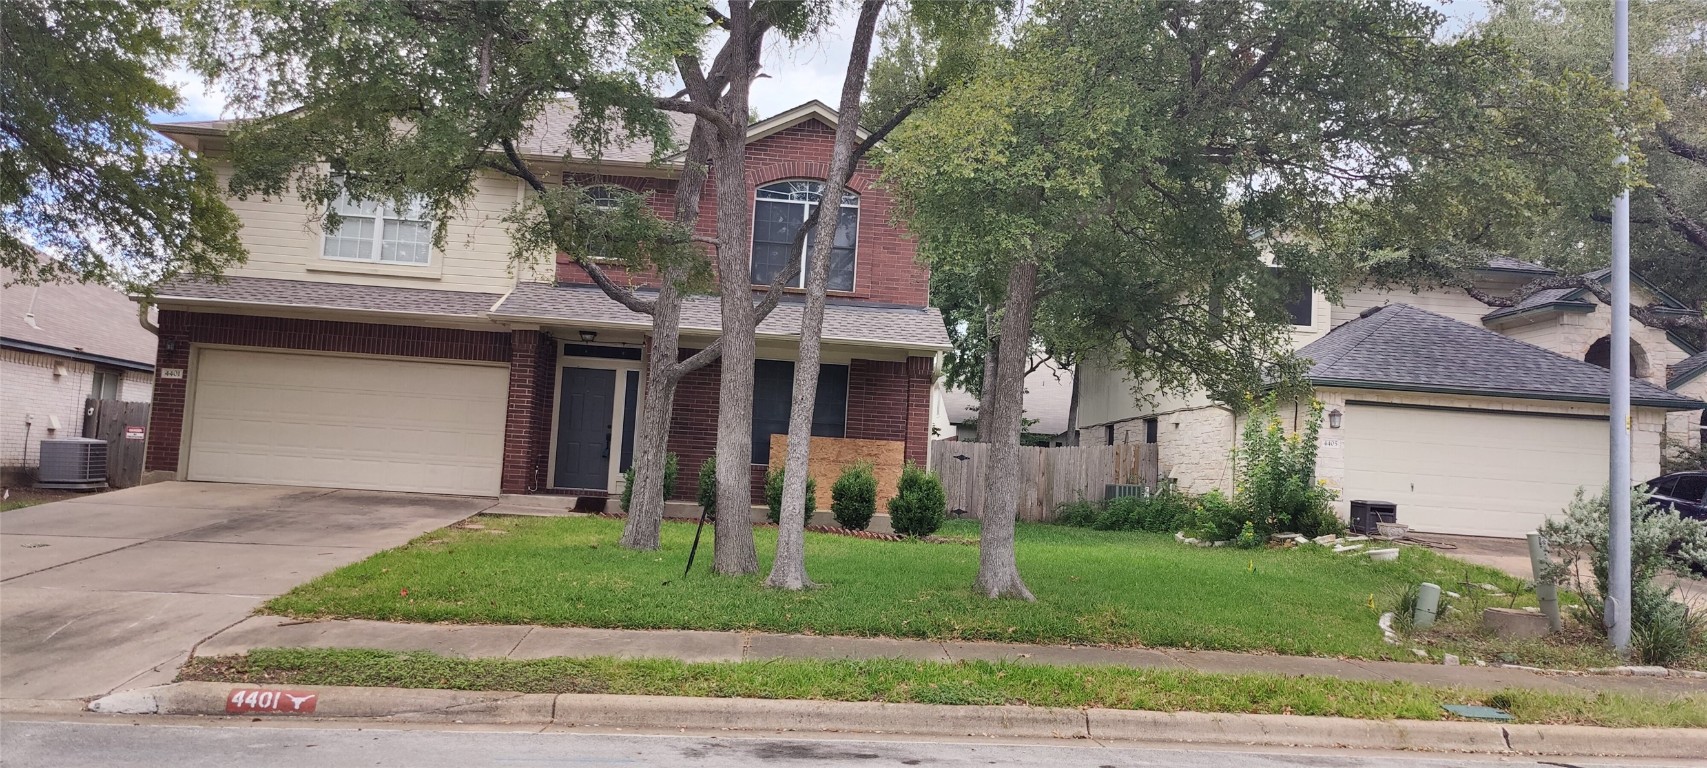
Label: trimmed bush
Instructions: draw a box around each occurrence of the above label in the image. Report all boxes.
[888,462,946,538]
[830,462,878,530]
[696,457,717,519]
[620,452,678,512]
[764,466,817,525]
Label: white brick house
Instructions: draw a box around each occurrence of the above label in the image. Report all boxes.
[1,266,155,482]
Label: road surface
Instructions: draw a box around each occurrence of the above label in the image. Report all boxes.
[0,715,1688,768]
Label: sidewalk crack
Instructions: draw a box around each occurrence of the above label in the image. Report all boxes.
[1500,726,1513,751]
[506,626,535,659]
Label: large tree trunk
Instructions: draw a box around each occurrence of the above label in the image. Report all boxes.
[1064,362,1080,446]
[974,260,1038,601]
[712,4,762,576]
[620,118,716,550]
[975,309,1000,442]
[766,0,883,591]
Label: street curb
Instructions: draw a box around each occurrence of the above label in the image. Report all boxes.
[0,699,91,715]
[85,683,1707,758]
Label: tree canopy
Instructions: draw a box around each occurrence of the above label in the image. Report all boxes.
[1,0,244,289]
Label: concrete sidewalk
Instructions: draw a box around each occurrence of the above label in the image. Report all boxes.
[197,615,1705,699]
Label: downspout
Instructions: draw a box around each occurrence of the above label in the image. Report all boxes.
[137,301,159,336]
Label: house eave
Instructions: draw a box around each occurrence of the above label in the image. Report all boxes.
[1310,377,1704,411]
[0,338,154,373]
[485,311,951,353]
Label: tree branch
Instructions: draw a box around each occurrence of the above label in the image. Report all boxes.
[500,138,655,315]
[654,96,735,136]
[1653,185,1707,252]
[1657,125,1707,166]
[1454,272,1706,332]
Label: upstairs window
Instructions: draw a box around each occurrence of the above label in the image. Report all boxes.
[751,180,858,292]
[322,191,432,265]
[1270,267,1313,326]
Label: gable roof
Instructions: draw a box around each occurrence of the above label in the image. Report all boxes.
[1672,351,1707,390]
[1299,303,1702,410]
[1,264,156,370]
[1482,267,1699,323]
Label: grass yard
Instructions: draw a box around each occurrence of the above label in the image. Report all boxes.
[180,648,1707,728]
[267,515,1570,663]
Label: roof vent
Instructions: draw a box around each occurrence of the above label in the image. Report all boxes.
[1359,305,1387,319]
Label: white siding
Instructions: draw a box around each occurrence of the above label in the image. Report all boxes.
[212,163,529,293]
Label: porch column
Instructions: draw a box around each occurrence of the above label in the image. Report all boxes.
[500,329,555,494]
[904,356,934,466]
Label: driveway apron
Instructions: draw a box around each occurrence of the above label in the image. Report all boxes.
[0,482,492,700]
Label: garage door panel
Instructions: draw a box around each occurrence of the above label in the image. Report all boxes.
[187,349,506,496]
[1343,406,1608,538]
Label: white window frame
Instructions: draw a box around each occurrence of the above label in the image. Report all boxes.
[321,190,434,267]
[750,180,859,292]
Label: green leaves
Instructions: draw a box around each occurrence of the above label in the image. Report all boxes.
[2,0,245,290]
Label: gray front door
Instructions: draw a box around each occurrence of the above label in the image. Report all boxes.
[553,367,616,490]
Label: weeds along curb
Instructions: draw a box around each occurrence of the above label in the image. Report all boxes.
[86,683,1707,759]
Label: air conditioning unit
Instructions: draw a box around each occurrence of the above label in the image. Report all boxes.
[1105,483,1150,501]
[37,437,108,490]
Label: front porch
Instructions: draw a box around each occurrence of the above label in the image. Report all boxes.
[499,328,938,508]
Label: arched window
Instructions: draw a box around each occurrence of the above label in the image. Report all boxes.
[750,180,858,292]
[1584,336,1652,379]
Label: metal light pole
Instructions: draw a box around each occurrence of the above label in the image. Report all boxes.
[1607,0,1633,656]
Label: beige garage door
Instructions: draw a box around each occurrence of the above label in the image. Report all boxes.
[186,348,508,496]
[1342,404,1608,538]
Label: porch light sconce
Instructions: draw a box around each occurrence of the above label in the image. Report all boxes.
[1327,409,1343,429]
[578,330,598,343]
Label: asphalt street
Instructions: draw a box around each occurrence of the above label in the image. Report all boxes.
[1,716,1693,768]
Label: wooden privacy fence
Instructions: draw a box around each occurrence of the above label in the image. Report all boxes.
[82,398,151,489]
[928,441,1159,522]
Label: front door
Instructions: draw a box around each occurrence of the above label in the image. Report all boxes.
[553,367,617,490]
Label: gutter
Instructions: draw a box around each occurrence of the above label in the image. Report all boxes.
[0,338,154,373]
[483,310,952,353]
[1310,377,1706,411]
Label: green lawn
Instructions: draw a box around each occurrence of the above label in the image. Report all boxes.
[269,516,1545,662]
[180,648,1707,728]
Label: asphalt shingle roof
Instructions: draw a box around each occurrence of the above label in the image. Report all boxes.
[1299,303,1703,410]
[1482,256,1556,274]
[1,264,157,367]
[1672,351,1707,390]
[494,282,950,350]
[153,276,504,317]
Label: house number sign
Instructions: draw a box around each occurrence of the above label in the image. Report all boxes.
[225,689,319,714]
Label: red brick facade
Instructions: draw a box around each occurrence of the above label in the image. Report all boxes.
[144,310,512,475]
[500,330,559,494]
[557,119,929,308]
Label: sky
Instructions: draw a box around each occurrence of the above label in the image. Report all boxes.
[157,1,1492,125]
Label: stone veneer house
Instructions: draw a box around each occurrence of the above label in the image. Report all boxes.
[1075,258,1707,539]
[143,101,951,504]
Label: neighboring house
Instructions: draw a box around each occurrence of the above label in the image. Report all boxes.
[1,264,156,484]
[146,101,949,503]
[942,359,1075,444]
[1074,259,1707,538]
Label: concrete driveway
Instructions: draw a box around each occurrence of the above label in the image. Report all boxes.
[1426,532,1707,603]
[0,482,493,702]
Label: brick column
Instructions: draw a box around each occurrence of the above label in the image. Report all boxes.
[501,330,542,494]
[144,310,191,475]
[904,356,934,466]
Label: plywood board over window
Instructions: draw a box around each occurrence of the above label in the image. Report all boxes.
[768,434,905,512]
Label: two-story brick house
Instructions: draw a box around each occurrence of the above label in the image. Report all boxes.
[143,101,951,504]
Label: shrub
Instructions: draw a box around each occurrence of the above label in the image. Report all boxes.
[620,452,678,513]
[764,466,817,525]
[1189,489,1243,540]
[1231,394,1340,539]
[696,457,717,519]
[1539,487,1707,666]
[1053,498,1100,528]
[1091,490,1194,533]
[830,462,878,530]
[1234,521,1262,549]
[888,461,946,538]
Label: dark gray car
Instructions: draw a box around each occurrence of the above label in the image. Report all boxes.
[1645,471,1707,520]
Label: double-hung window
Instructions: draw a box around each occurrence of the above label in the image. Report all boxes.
[322,191,433,265]
[750,180,858,292]
[750,359,849,464]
